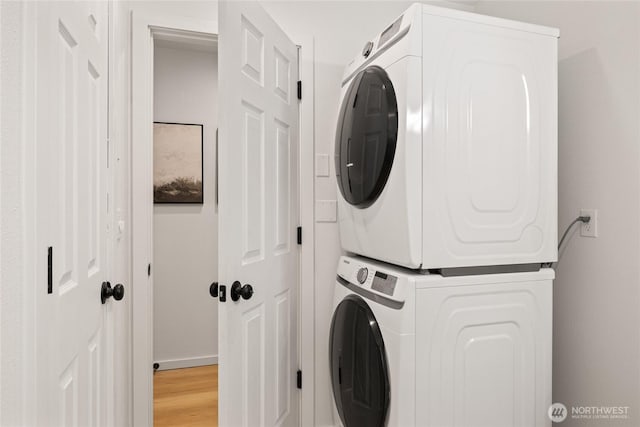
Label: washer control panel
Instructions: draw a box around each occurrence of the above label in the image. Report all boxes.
[338,256,406,303]
[371,271,397,296]
[361,41,374,58]
[356,267,369,284]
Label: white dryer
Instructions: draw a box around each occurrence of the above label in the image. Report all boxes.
[329,255,553,427]
[335,4,559,270]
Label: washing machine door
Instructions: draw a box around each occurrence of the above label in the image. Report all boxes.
[335,66,398,209]
[330,294,390,427]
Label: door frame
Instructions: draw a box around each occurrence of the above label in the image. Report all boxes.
[130,12,315,427]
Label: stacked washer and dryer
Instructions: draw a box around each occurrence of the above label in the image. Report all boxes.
[329,4,559,427]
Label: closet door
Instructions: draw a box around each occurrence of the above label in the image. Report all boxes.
[33,1,113,425]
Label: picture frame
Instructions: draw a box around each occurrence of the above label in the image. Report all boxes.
[153,122,204,204]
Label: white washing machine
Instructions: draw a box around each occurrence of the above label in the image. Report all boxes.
[335,4,559,270]
[330,255,553,427]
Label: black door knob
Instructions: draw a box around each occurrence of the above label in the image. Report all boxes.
[112,284,124,301]
[101,281,125,304]
[230,281,253,302]
[209,282,218,298]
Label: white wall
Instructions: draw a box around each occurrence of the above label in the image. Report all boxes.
[473,2,640,426]
[153,44,219,368]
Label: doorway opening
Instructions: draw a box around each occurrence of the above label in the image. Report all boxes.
[131,9,316,426]
[151,34,219,427]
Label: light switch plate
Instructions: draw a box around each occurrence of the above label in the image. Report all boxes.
[316,154,330,177]
[316,200,337,222]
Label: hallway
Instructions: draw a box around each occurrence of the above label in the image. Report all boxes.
[154,365,218,427]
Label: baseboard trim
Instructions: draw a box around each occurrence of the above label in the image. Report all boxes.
[154,355,218,371]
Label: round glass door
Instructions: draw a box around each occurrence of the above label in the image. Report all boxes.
[335,66,398,208]
[329,295,390,427]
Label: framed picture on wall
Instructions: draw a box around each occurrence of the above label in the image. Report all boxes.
[153,122,204,204]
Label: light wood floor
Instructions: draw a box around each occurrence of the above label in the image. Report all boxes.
[154,364,218,427]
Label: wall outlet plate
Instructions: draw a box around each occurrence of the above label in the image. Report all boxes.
[315,154,330,177]
[580,209,598,238]
[316,200,337,222]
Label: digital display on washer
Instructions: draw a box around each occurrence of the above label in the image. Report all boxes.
[371,271,397,296]
[379,16,403,47]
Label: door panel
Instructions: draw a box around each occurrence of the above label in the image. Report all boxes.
[36,1,110,425]
[87,61,102,277]
[329,295,390,427]
[219,2,299,426]
[243,306,266,427]
[57,18,79,293]
[335,67,398,209]
[241,101,265,263]
[240,17,264,85]
[274,120,291,255]
[88,331,102,426]
[275,290,291,423]
[274,49,291,103]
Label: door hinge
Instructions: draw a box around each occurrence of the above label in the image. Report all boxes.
[297,81,302,100]
[47,246,53,294]
[297,226,302,245]
[296,369,302,389]
[147,263,151,277]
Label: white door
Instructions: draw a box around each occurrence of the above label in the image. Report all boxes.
[34,1,113,425]
[218,1,300,426]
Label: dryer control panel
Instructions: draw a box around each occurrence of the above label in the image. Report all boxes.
[341,4,421,86]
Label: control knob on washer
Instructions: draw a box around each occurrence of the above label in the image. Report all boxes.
[362,41,374,58]
[356,267,368,284]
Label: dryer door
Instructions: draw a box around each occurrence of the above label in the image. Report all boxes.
[330,294,390,427]
[335,66,398,209]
